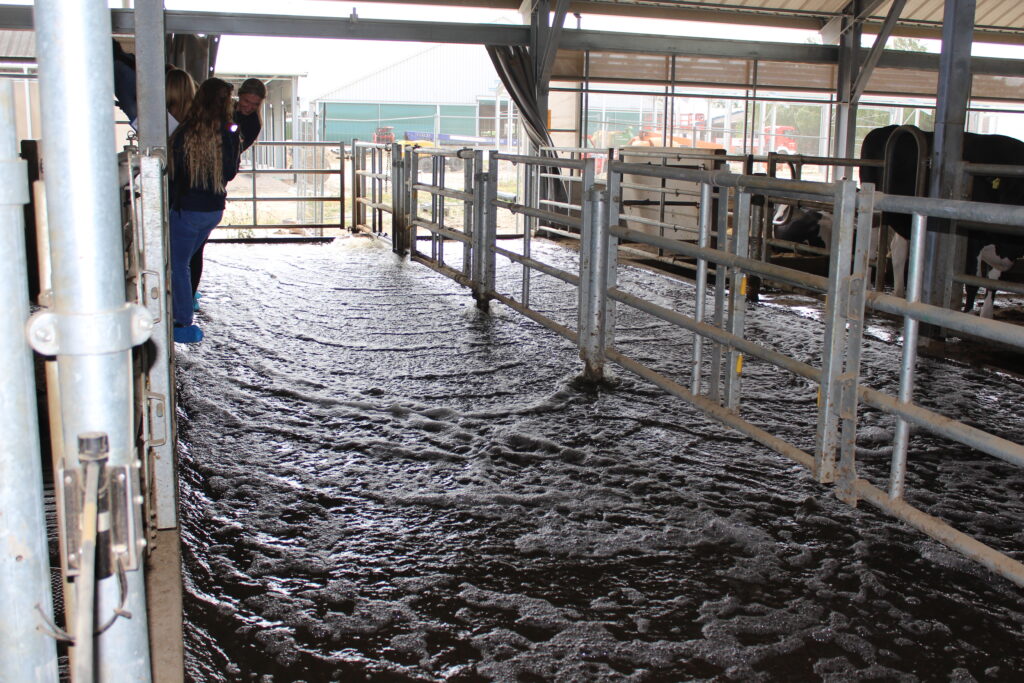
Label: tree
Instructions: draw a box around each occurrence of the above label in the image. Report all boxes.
[890,36,929,52]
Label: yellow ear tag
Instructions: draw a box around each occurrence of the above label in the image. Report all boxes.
[992,177,1001,190]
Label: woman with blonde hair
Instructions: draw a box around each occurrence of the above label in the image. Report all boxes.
[163,67,196,133]
[168,77,241,343]
[111,41,196,135]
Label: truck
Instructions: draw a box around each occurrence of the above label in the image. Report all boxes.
[719,125,799,155]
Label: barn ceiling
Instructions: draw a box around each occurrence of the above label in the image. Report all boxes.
[331,0,1024,42]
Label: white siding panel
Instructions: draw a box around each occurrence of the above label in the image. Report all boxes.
[318,43,499,106]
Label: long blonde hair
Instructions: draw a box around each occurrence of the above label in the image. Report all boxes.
[174,77,234,193]
[165,68,196,123]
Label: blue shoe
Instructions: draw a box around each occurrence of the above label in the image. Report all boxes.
[173,324,204,344]
[192,291,202,312]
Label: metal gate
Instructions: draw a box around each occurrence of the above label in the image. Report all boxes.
[394,146,1024,588]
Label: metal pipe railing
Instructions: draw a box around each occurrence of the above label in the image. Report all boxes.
[34,1,153,678]
[226,140,347,236]
[405,146,1024,589]
[0,78,59,683]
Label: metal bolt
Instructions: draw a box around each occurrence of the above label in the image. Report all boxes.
[78,432,109,458]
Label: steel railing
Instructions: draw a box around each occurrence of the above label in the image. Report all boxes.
[391,146,1024,588]
[222,140,347,237]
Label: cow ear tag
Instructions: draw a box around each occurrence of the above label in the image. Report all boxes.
[992,177,1001,190]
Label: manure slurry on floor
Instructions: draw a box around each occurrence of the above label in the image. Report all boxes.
[176,240,1024,682]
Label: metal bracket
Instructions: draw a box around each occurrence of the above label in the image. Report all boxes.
[26,302,154,356]
[146,391,168,447]
[140,269,164,324]
[59,460,146,576]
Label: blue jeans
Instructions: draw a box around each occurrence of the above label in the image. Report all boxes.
[170,209,223,327]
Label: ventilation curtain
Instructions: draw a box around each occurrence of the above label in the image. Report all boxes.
[486,45,569,208]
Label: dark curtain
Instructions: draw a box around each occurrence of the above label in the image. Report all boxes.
[486,45,553,150]
[486,45,570,209]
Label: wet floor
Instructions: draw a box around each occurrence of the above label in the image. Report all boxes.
[175,238,1024,682]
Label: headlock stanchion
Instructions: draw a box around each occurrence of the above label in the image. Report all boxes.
[0,78,60,683]
[33,0,154,678]
[398,143,1024,588]
[135,153,177,531]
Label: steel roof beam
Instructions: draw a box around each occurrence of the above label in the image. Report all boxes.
[556,29,1023,77]
[110,9,530,46]
[853,0,909,102]
[820,0,890,44]
[0,5,1018,77]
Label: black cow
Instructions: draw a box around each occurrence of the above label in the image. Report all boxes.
[773,206,832,249]
[860,124,1024,317]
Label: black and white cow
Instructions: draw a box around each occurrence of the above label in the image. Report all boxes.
[773,205,832,249]
[860,124,1024,318]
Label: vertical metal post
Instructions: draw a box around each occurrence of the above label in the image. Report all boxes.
[351,139,360,233]
[523,159,544,308]
[135,0,167,152]
[33,2,153,679]
[431,155,442,265]
[578,159,606,381]
[724,190,752,411]
[339,141,346,233]
[409,147,420,256]
[746,193,765,303]
[462,151,473,277]
[814,179,858,484]
[250,150,257,230]
[471,150,488,305]
[0,78,59,683]
[709,183,729,404]
[373,147,381,235]
[483,151,499,297]
[391,143,406,254]
[924,0,975,314]
[832,6,861,159]
[690,181,713,395]
[138,155,176,528]
[837,185,875,505]
[889,212,928,500]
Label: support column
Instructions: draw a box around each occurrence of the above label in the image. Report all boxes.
[33,1,153,679]
[0,78,59,683]
[832,5,862,160]
[135,0,167,152]
[924,0,975,315]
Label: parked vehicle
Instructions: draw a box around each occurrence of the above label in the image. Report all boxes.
[719,125,799,155]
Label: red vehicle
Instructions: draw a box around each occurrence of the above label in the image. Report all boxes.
[762,125,798,154]
[719,125,799,155]
[373,126,395,144]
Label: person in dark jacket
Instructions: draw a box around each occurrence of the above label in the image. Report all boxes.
[168,77,241,343]
[190,77,266,310]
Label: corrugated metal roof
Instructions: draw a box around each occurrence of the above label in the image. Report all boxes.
[319,1,1024,41]
[315,43,501,104]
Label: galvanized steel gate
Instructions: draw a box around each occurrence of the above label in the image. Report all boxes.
[388,142,1024,588]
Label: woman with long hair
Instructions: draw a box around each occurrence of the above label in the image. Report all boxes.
[168,77,241,343]
[190,77,266,311]
[164,67,196,132]
[111,41,196,135]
